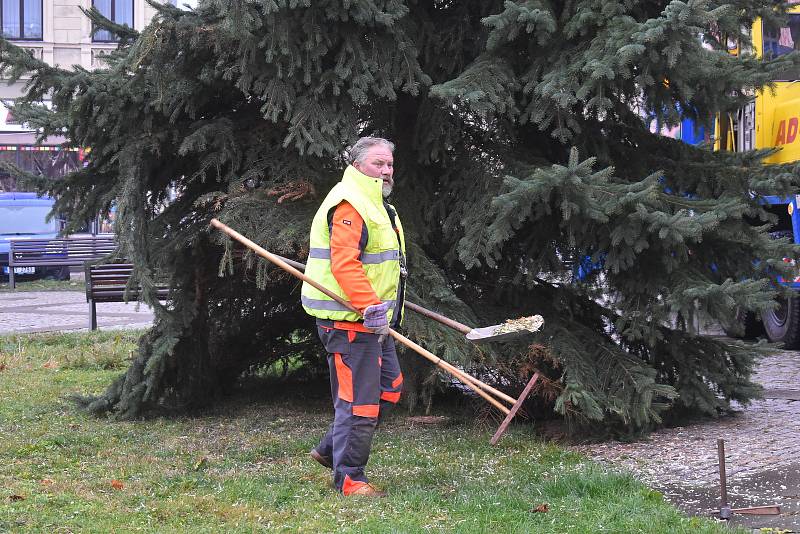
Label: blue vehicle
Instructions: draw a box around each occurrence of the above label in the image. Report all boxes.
[583,116,800,346]
[736,194,800,347]
[669,113,800,346]
[0,192,69,281]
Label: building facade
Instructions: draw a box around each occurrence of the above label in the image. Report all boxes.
[0,0,163,190]
[1,0,162,96]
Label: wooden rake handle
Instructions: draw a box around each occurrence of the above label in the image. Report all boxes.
[261,249,517,407]
[388,331,510,414]
[209,218,512,414]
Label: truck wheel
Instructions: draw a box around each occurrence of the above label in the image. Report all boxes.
[722,308,764,339]
[762,295,800,349]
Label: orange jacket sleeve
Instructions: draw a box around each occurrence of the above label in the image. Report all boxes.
[329,202,381,313]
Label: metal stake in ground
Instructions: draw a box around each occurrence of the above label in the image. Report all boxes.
[717,438,781,519]
[210,218,541,444]
[718,438,731,520]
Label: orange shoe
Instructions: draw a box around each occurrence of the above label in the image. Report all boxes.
[342,476,387,497]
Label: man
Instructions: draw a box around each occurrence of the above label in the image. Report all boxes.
[301,137,407,497]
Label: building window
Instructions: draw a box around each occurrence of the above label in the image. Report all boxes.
[92,0,133,42]
[1,0,43,40]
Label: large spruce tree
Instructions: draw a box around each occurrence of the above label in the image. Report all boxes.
[2,0,799,433]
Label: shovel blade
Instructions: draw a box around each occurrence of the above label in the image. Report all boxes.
[465,315,544,344]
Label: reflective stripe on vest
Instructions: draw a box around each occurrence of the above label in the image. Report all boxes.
[308,247,400,264]
[301,296,397,312]
[301,165,406,323]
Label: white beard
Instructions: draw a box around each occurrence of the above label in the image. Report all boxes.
[382,184,393,198]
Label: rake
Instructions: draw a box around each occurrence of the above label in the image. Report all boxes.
[210,218,542,444]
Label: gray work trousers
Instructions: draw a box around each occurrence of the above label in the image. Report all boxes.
[314,322,403,492]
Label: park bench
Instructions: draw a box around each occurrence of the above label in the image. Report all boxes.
[84,263,169,330]
[7,236,116,288]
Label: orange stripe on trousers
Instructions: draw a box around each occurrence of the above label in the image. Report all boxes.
[392,373,403,389]
[380,391,401,403]
[334,353,353,402]
[352,404,379,418]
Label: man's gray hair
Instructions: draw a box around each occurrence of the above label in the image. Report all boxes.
[349,137,395,164]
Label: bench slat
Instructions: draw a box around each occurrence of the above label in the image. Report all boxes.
[9,237,117,270]
[11,242,114,247]
[11,243,114,249]
[13,244,115,248]
[92,291,169,299]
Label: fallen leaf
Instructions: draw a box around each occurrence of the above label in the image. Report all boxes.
[42,361,58,369]
[193,456,208,471]
[40,479,54,486]
[110,480,124,490]
[531,503,549,513]
[8,494,25,502]
[0,363,7,371]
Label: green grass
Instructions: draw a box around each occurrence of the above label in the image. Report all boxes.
[0,278,83,292]
[0,331,737,533]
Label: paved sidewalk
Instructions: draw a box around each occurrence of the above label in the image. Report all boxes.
[573,350,800,530]
[0,290,155,334]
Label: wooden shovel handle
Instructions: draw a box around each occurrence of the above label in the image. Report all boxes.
[403,302,472,334]
[209,218,512,412]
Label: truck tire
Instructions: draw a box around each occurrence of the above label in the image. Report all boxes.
[762,295,800,349]
[722,308,764,339]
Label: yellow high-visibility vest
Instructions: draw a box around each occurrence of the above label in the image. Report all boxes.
[301,165,406,323]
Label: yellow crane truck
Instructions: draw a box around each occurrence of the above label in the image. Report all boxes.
[716,9,800,347]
